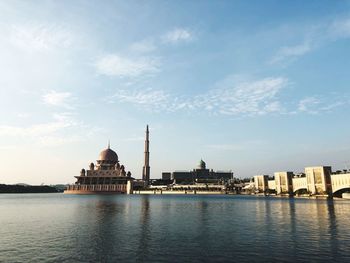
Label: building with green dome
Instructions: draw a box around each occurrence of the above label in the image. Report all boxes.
[162,160,233,184]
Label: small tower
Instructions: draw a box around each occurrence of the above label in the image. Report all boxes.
[142,125,150,186]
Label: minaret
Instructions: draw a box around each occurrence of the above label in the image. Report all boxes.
[142,125,150,186]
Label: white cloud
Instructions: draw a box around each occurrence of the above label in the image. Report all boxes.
[122,136,144,142]
[106,75,349,117]
[194,76,288,116]
[10,23,72,52]
[129,39,156,53]
[17,113,30,118]
[42,90,73,108]
[95,27,195,78]
[270,16,350,65]
[38,135,82,147]
[270,42,311,64]
[329,18,350,39]
[0,113,96,147]
[206,144,244,151]
[298,96,346,114]
[162,28,193,43]
[0,113,76,137]
[298,97,320,114]
[110,88,170,112]
[206,140,266,151]
[95,54,160,77]
[109,76,287,116]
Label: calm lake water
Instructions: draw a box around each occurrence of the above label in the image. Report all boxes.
[0,194,350,263]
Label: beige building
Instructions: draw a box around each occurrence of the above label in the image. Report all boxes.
[253,175,269,192]
[65,143,134,194]
[274,171,293,195]
[305,166,332,195]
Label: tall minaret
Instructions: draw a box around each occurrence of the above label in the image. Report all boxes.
[142,125,150,185]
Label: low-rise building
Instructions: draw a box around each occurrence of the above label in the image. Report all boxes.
[162,160,233,185]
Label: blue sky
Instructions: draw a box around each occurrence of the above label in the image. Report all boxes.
[1,0,350,184]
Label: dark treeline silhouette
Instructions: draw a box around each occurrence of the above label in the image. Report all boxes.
[0,184,60,193]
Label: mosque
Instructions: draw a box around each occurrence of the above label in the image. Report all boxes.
[64,143,134,194]
[65,125,150,194]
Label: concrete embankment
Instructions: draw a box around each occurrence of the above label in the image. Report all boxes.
[133,190,225,195]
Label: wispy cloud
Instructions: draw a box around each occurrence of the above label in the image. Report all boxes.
[42,90,73,108]
[298,97,320,114]
[162,28,193,43]
[0,113,95,147]
[0,113,76,137]
[107,75,349,117]
[195,76,287,116]
[270,16,350,65]
[38,135,82,147]
[95,27,195,78]
[108,76,288,116]
[129,39,156,53]
[206,144,244,151]
[9,23,72,52]
[95,54,160,77]
[17,113,31,118]
[270,42,311,64]
[206,140,267,151]
[298,95,346,114]
[329,17,350,39]
[109,88,170,112]
[122,136,144,142]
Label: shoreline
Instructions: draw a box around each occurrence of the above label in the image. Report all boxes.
[3,191,349,200]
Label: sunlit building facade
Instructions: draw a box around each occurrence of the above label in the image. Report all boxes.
[65,144,134,194]
[163,159,233,184]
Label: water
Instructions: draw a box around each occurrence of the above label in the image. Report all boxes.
[1,194,350,263]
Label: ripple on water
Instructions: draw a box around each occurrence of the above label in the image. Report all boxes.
[1,194,350,262]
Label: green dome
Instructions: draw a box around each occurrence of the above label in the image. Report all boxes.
[198,159,206,169]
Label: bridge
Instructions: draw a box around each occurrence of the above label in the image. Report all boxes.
[331,173,350,196]
[254,166,350,197]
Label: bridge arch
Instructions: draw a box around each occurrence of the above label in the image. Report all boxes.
[331,173,350,196]
[293,187,308,195]
[332,187,350,197]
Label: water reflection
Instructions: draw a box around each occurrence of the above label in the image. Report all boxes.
[137,195,150,261]
[1,194,350,263]
[326,200,339,260]
[288,199,298,258]
[72,196,126,262]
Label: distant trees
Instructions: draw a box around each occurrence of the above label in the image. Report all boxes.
[0,184,60,193]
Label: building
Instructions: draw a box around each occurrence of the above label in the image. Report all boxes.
[274,171,293,195]
[161,172,171,180]
[305,166,332,195]
[163,159,233,184]
[253,175,269,193]
[64,143,134,194]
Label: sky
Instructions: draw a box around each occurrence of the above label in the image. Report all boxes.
[1,0,350,184]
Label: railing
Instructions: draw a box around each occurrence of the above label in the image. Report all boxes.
[66,184,127,192]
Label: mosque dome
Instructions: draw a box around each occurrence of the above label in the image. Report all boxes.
[98,148,119,163]
[198,159,206,169]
